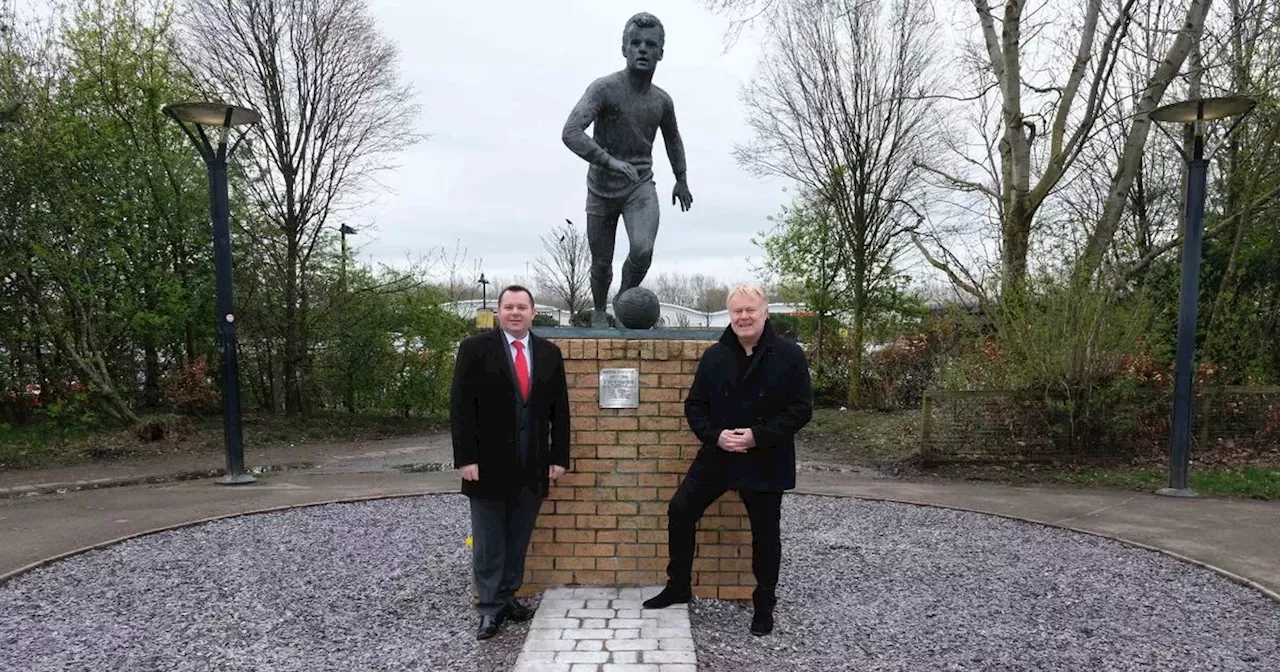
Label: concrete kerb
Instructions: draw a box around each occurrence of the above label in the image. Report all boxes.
[794,488,1280,605]
[0,462,316,499]
[3,485,1276,608]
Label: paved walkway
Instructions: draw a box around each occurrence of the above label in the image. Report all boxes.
[515,587,695,672]
[2,437,1277,602]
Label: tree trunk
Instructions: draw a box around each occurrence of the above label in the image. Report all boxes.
[846,304,865,409]
[284,227,301,417]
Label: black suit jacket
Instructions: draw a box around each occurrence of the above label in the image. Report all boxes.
[450,329,571,499]
[684,319,813,492]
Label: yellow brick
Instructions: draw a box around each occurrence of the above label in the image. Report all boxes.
[598,417,640,431]
[597,445,639,459]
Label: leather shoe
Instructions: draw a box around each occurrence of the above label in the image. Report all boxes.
[750,609,774,636]
[476,614,500,640]
[642,586,691,609]
[503,600,535,622]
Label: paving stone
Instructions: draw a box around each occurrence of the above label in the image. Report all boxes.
[575,640,604,652]
[554,651,611,664]
[642,650,696,664]
[540,618,583,629]
[511,663,573,672]
[572,588,619,599]
[568,608,617,619]
[604,639,659,652]
[562,628,615,640]
[639,627,688,640]
[526,640,577,652]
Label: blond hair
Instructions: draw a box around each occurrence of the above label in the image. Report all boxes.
[725,283,768,309]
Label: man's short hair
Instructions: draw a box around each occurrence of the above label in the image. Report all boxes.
[622,12,665,46]
[497,284,535,306]
[725,283,768,308]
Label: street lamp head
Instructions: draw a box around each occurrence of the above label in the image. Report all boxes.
[163,101,261,127]
[1151,96,1255,124]
[339,224,358,235]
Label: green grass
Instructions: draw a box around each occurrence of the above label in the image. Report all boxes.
[1058,466,1280,500]
[797,407,921,463]
[0,410,444,471]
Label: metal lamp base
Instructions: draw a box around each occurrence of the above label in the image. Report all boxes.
[1154,487,1197,498]
[215,472,258,485]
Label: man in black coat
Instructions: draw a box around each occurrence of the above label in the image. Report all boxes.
[450,285,571,640]
[642,283,813,636]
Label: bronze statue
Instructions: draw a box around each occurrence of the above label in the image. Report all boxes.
[562,12,693,328]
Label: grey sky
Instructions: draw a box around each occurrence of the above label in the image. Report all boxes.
[358,1,788,288]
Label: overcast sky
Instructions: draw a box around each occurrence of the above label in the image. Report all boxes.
[358,0,790,288]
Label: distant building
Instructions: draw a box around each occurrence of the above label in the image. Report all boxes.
[438,298,807,329]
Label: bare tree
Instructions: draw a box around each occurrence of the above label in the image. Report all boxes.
[183,0,421,416]
[534,219,592,317]
[650,271,698,307]
[735,0,936,405]
[694,282,731,314]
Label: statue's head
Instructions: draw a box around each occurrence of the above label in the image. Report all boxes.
[621,12,664,73]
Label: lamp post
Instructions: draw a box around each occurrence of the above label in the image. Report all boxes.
[1149,95,1255,498]
[163,101,260,485]
[338,224,357,413]
[478,273,491,310]
[339,224,357,294]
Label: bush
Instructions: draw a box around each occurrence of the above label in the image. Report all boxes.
[769,313,800,339]
[533,313,559,327]
[572,309,615,327]
[861,331,940,409]
[162,357,221,416]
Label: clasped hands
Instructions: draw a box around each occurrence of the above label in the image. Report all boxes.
[717,428,756,453]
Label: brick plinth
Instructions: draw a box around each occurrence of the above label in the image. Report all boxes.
[520,338,755,601]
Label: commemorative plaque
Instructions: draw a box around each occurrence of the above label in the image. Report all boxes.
[598,368,640,409]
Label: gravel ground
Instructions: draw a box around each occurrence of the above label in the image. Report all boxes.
[690,495,1280,672]
[4,494,1278,672]
[0,494,530,672]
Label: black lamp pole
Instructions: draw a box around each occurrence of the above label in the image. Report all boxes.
[164,102,261,485]
[1149,96,1255,498]
[479,273,490,310]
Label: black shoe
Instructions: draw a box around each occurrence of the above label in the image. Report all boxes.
[476,614,500,640]
[503,599,535,622]
[642,586,691,609]
[750,610,774,636]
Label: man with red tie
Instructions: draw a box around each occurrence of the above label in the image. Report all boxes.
[450,285,571,640]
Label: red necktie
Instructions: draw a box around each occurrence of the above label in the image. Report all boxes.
[513,341,530,400]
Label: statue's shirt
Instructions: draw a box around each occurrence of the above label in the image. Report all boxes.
[563,71,687,199]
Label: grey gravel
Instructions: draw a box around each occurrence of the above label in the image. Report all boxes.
[5,493,1279,672]
[0,494,530,671]
[690,495,1280,671]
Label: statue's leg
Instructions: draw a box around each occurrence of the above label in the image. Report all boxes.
[586,209,620,328]
[618,182,660,295]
